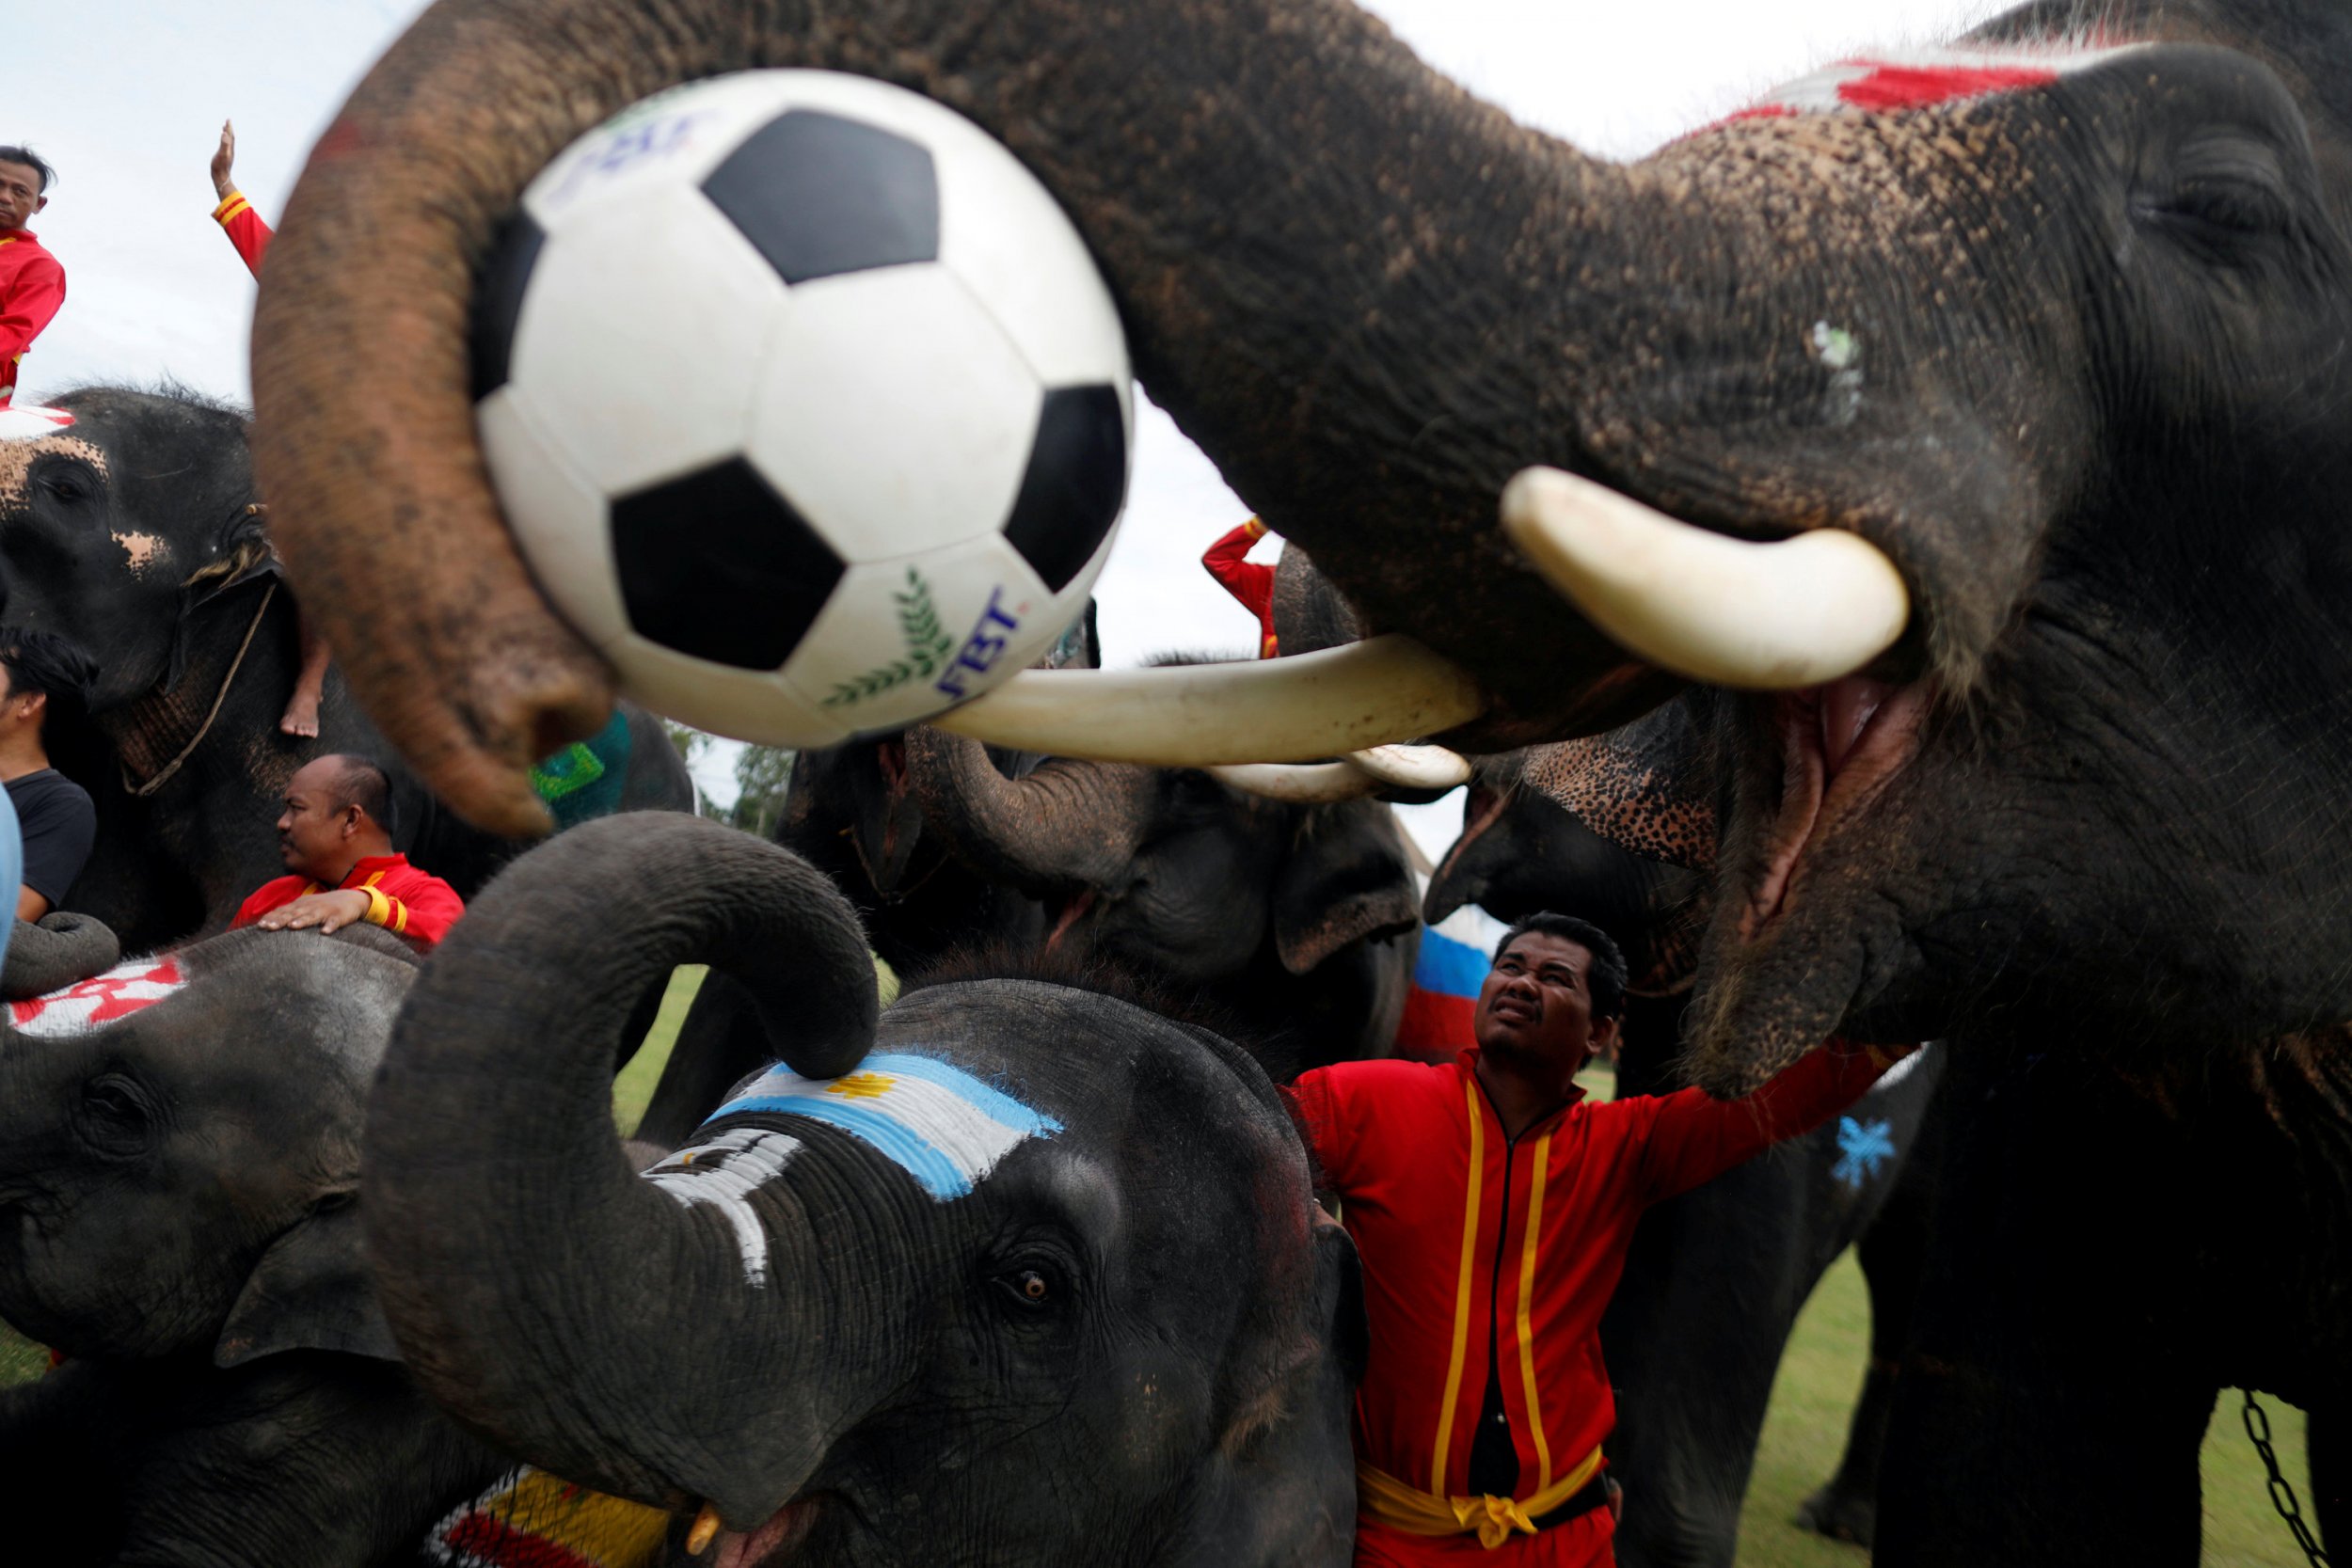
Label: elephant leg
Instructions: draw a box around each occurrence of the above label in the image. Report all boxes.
[1875,1047,2207,1567]
[1796,1093,1941,1545]
[2312,1406,2345,1556]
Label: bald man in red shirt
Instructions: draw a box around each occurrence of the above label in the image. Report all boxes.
[1287,912,1910,1565]
[232,754,463,948]
[0,147,65,410]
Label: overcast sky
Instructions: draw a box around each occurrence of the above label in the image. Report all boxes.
[14,0,1997,854]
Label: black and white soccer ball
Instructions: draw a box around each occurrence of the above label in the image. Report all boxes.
[471,71,1132,745]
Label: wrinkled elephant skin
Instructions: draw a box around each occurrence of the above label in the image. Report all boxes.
[0,925,500,1566]
[365,816,1360,1565]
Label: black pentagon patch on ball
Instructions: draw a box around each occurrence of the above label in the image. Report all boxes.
[469,210,547,403]
[702,111,940,285]
[610,458,845,670]
[1005,386,1126,594]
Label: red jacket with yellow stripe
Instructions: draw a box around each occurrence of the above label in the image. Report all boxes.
[0,229,65,407]
[211,190,271,277]
[1200,517,1279,658]
[231,852,464,947]
[1287,1042,1903,1506]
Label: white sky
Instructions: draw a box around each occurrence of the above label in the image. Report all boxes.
[15,0,1996,853]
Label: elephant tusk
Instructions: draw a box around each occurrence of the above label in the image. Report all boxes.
[936,635,1486,765]
[1500,467,1910,690]
[687,1503,722,1556]
[1207,761,1383,801]
[1344,742,1471,791]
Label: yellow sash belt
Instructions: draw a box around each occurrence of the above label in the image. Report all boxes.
[1357,1447,1607,1550]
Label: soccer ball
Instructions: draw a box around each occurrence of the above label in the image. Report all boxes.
[471,71,1133,746]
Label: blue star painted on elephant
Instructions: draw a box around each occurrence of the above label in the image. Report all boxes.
[1831,1116,1896,1190]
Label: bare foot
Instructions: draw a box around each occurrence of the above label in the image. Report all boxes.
[278,694,321,738]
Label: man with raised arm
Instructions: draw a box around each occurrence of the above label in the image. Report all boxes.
[233,754,463,947]
[1286,911,1912,1566]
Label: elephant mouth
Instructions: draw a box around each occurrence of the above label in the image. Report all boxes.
[1740,676,1928,943]
[707,1494,825,1567]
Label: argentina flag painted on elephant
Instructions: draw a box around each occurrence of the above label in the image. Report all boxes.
[706,1053,1062,1202]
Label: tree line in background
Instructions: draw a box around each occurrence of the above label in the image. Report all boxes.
[663,721,795,838]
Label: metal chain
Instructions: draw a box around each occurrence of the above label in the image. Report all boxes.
[2243,1389,2330,1566]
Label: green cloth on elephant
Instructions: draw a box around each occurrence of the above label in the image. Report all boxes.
[530,709,633,831]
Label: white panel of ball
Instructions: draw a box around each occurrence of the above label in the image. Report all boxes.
[503,182,788,495]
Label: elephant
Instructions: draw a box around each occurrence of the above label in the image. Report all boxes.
[771,600,1099,977]
[1424,721,1945,1564]
[645,612,1104,1146]
[246,0,2352,1560]
[0,922,505,1565]
[0,385,694,954]
[362,812,1362,1565]
[901,717,1421,1078]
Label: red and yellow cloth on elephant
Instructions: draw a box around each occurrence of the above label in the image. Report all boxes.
[1286,1041,1908,1566]
[422,1466,672,1568]
[211,189,272,277]
[232,851,465,947]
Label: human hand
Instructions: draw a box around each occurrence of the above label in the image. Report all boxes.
[212,120,236,198]
[256,888,369,934]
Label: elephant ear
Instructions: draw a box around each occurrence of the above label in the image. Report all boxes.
[215,1191,400,1368]
[1270,806,1421,975]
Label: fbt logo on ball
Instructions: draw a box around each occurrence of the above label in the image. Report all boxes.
[935,588,1025,702]
[543,108,713,209]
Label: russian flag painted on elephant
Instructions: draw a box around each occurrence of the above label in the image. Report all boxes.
[706,1053,1060,1201]
[1393,904,1506,1063]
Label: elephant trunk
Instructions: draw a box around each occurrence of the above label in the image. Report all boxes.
[364,813,879,1523]
[902,725,1154,896]
[251,0,1668,833]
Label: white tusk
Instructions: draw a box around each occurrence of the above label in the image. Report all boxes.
[937,635,1486,765]
[1500,467,1910,690]
[1344,743,1471,791]
[1207,762,1382,802]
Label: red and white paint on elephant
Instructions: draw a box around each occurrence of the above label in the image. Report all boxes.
[1690,41,2149,138]
[8,957,185,1036]
[0,404,72,440]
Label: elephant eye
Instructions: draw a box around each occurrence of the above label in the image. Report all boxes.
[78,1074,155,1157]
[991,1261,1068,1314]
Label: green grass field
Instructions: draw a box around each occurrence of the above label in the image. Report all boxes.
[1,1008,2314,1562]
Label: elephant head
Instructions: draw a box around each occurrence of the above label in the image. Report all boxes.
[0,388,275,717]
[0,925,413,1366]
[1427,700,1720,1001]
[900,721,1420,1069]
[364,813,1359,1563]
[249,0,2352,1090]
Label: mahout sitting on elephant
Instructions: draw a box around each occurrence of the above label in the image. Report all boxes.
[365,812,1363,1565]
[0,922,505,1566]
[0,384,693,955]
[250,0,2352,1558]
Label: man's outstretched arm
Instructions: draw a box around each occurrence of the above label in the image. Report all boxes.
[1630,1039,1915,1204]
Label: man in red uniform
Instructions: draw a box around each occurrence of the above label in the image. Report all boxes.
[232,754,463,947]
[0,147,65,410]
[208,119,271,277]
[1287,911,1911,1565]
[1201,515,1279,657]
[209,119,339,739]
